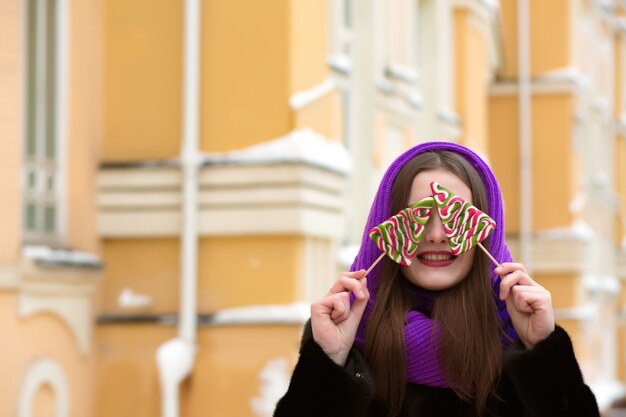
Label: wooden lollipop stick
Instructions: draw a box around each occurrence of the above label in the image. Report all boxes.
[477,242,501,268]
[366,243,500,278]
[365,252,386,276]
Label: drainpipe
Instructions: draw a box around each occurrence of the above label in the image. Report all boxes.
[518,0,532,270]
[156,0,201,416]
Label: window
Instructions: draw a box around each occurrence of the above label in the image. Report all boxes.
[328,0,354,73]
[23,0,66,245]
[383,0,418,84]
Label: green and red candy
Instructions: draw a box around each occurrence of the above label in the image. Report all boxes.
[368,197,434,266]
[430,181,496,255]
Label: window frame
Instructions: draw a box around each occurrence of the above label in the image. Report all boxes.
[22,0,69,247]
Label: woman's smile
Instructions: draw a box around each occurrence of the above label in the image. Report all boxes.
[400,169,475,290]
[416,250,456,267]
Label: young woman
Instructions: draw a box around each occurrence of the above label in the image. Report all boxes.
[274,142,599,417]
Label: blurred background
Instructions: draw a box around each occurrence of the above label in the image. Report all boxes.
[1,0,626,416]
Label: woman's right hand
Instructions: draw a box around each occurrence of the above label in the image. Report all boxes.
[310,269,370,366]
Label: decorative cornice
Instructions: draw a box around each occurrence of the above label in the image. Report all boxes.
[99,162,348,239]
[506,235,590,273]
[17,258,101,355]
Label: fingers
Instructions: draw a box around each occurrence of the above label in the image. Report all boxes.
[508,285,552,313]
[327,269,368,300]
[496,264,540,300]
[330,292,351,322]
[312,271,370,325]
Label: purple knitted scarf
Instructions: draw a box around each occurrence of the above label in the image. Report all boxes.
[350,142,519,388]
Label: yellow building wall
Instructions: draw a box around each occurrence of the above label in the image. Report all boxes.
[454,8,488,154]
[66,0,103,253]
[615,33,626,246]
[498,0,571,78]
[489,95,520,232]
[100,239,181,315]
[489,93,574,233]
[532,94,574,231]
[0,0,22,263]
[534,272,581,309]
[0,293,96,417]
[616,137,626,246]
[289,0,329,94]
[104,0,334,156]
[294,91,343,141]
[198,236,303,311]
[101,235,304,315]
[95,323,301,417]
[618,322,626,382]
[201,0,291,152]
[103,0,183,161]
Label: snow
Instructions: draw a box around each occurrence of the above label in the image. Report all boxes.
[592,380,626,412]
[211,302,310,325]
[535,67,592,90]
[118,288,153,309]
[583,275,622,295]
[23,245,102,268]
[290,78,336,110]
[337,244,360,269]
[204,128,352,175]
[328,53,352,74]
[553,304,597,321]
[250,357,291,417]
[534,219,595,240]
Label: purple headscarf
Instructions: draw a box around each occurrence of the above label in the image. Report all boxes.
[350,141,519,387]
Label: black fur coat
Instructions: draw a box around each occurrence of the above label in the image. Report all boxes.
[274,323,599,417]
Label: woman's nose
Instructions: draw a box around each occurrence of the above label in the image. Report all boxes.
[424,211,447,243]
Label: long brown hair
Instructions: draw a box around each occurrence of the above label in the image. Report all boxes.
[365,151,502,416]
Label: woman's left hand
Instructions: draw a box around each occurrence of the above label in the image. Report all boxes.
[496,262,555,349]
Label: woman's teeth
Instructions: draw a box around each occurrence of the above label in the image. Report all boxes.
[420,254,453,261]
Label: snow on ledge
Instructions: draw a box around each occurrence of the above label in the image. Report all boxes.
[535,67,592,90]
[337,244,360,269]
[592,380,626,412]
[582,275,622,296]
[290,78,336,110]
[204,128,352,175]
[211,302,310,325]
[534,220,595,241]
[23,245,103,269]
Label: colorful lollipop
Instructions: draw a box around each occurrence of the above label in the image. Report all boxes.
[368,196,435,267]
[430,181,500,265]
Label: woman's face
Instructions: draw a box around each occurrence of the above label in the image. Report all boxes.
[400,168,476,290]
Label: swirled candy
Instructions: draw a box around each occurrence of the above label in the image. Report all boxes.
[369,197,434,266]
[430,181,496,255]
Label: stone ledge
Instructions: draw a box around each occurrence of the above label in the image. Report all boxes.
[506,235,590,273]
[98,162,348,239]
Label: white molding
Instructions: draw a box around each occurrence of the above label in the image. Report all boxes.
[18,260,100,354]
[506,235,590,273]
[18,358,69,417]
[491,67,593,97]
[0,263,19,288]
[198,206,344,238]
[56,0,70,245]
[99,163,348,239]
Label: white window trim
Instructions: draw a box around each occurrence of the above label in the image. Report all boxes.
[21,0,70,246]
[18,358,70,417]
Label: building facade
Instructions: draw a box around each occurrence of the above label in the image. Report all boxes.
[1,0,625,416]
[0,0,103,416]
